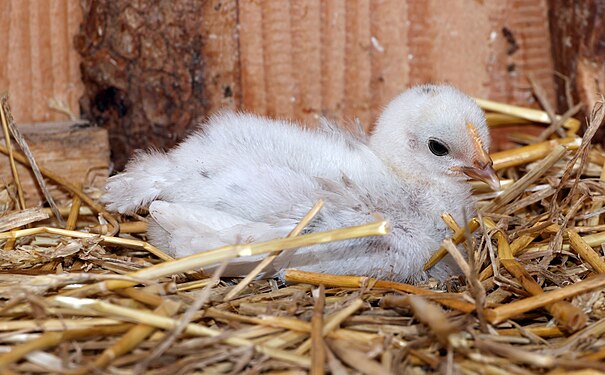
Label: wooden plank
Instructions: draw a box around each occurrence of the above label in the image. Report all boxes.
[262,0,295,118]
[405,0,556,110]
[66,0,83,114]
[0,121,109,206]
[509,0,556,106]
[30,0,53,121]
[6,0,33,124]
[425,1,493,98]
[344,0,372,129]
[291,0,322,124]
[0,1,7,93]
[50,0,71,115]
[408,1,507,100]
[239,0,267,114]
[0,0,83,123]
[483,1,514,104]
[370,0,409,125]
[320,0,346,119]
[407,0,434,86]
[201,0,240,115]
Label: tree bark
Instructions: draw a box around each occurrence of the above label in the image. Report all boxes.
[75,0,209,170]
[548,0,605,116]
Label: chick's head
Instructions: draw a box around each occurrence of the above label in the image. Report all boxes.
[370,84,499,190]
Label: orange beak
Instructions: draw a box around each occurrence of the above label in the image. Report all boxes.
[454,123,501,191]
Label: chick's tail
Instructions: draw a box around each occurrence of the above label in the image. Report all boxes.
[102,150,175,214]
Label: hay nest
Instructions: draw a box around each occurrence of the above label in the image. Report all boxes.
[0,94,605,374]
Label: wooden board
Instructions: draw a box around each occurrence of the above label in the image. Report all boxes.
[238,0,410,130]
[3,0,563,161]
[0,0,84,124]
[201,0,241,114]
[0,121,109,206]
[236,0,557,137]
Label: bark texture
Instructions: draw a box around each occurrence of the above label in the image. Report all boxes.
[549,0,605,113]
[75,0,210,169]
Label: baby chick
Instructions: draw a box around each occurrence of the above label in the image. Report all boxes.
[103,84,499,282]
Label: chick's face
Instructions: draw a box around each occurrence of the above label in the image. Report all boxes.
[372,85,499,190]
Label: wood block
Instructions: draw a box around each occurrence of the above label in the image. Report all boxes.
[0,121,110,206]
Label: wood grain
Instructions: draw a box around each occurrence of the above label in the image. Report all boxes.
[1,0,567,163]
[291,0,322,124]
[263,0,295,118]
[370,0,409,126]
[239,0,266,114]
[344,0,371,129]
[508,0,556,105]
[0,122,109,206]
[0,0,83,124]
[201,0,240,114]
[235,0,557,134]
[320,0,347,120]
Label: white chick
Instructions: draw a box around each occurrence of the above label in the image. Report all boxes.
[103,84,499,282]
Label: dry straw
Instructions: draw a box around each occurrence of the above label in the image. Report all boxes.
[0,95,604,373]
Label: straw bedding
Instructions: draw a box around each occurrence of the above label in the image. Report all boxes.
[0,95,604,374]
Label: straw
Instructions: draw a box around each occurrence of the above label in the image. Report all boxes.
[485,274,605,324]
[0,98,25,211]
[489,223,587,332]
[475,98,581,134]
[482,145,568,213]
[224,199,324,300]
[311,285,326,375]
[4,98,64,225]
[424,217,480,271]
[490,137,580,170]
[285,269,476,313]
[60,220,389,297]
[0,96,604,373]
[51,295,311,367]
[0,145,120,235]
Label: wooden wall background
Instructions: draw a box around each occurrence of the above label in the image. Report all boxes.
[220,0,557,129]
[0,0,83,123]
[1,0,601,169]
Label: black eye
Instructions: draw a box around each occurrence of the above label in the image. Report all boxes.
[428,139,449,156]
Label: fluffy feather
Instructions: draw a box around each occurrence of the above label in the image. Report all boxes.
[103,84,492,282]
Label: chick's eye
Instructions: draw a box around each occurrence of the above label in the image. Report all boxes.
[428,139,449,156]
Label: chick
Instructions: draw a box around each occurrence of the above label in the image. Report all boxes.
[103,84,499,282]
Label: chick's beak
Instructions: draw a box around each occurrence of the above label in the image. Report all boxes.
[457,123,501,191]
[461,161,501,191]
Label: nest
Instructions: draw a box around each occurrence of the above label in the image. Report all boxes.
[0,93,605,374]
